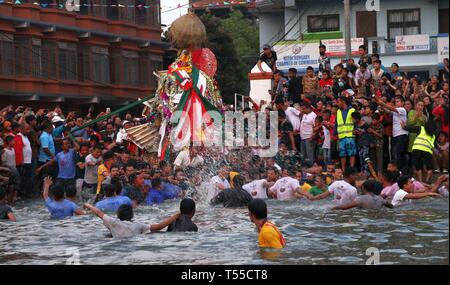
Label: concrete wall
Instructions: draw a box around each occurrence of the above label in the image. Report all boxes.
[259,12,285,49]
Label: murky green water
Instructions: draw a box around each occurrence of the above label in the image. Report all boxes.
[0,193,448,265]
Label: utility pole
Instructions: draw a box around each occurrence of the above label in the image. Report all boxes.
[344,0,351,60]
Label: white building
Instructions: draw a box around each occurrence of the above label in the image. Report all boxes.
[255,0,449,77]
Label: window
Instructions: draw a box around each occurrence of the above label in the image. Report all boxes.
[14,37,31,76]
[139,53,151,86]
[387,9,421,39]
[110,49,122,84]
[122,50,139,86]
[107,0,119,21]
[135,0,160,26]
[307,14,339,33]
[58,42,77,81]
[31,38,42,78]
[119,0,136,23]
[42,40,57,79]
[0,34,14,76]
[91,46,110,83]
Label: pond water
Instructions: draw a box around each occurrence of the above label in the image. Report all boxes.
[0,189,448,265]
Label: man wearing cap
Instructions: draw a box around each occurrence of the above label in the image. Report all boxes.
[257,44,277,73]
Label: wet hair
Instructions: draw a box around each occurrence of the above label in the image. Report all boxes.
[351,111,362,120]
[151,178,162,189]
[180,198,196,216]
[362,180,383,195]
[397,175,411,190]
[65,185,77,199]
[50,184,65,200]
[0,187,6,200]
[117,204,133,221]
[103,184,116,198]
[288,68,297,74]
[110,177,123,195]
[248,199,268,220]
[344,167,358,178]
[233,175,246,190]
[319,44,326,49]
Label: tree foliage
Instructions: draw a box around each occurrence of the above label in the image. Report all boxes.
[199,11,259,104]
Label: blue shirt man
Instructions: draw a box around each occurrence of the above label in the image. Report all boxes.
[146,189,178,205]
[45,198,80,219]
[39,130,55,163]
[56,149,76,179]
[96,196,132,213]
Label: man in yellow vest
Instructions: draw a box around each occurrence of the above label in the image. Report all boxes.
[401,120,438,183]
[335,97,357,172]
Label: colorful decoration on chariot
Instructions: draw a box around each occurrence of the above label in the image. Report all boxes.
[126,12,223,161]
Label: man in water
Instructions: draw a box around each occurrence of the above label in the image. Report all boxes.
[248,199,285,249]
[83,203,180,239]
[121,173,146,206]
[242,168,277,199]
[211,175,253,208]
[391,176,440,207]
[43,177,84,219]
[333,180,393,210]
[208,164,231,202]
[268,169,303,201]
[146,178,178,206]
[167,198,198,232]
[95,184,132,213]
[309,167,359,206]
[0,187,16,221]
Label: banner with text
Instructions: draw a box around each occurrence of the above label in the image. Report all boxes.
[274,42,320,73]
[395,34,430,53]
[437,35,449,64]
[321,38,364,57]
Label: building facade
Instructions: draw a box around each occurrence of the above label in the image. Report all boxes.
[255,0,449,76]
[0,0,166,109]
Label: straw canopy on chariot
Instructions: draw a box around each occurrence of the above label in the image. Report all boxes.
[126,12,224,160]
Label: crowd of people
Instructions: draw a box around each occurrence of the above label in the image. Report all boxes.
[0,44,449,249]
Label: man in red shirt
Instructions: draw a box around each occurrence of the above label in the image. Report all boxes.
[11,122,24,168]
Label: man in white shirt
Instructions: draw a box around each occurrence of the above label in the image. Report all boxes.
[391,176,439,207]
[207,165,231,202]
[310,167,359,206]
[83,146,103,194]
[174,147,204,169]
[299,103,317,167]
[18,124,33,198]
[375,96,408,171]
[84,203,179,239]
[243,168,278,199]
[269,169,302,201]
